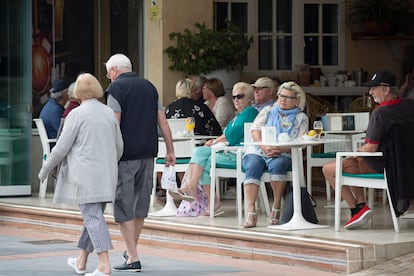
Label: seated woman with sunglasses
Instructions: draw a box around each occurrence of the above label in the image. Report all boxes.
[169,82,258,216]
[242,81,308,228]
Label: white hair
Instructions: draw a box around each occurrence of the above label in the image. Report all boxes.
[105,53,132,71]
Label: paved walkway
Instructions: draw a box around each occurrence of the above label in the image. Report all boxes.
[0,224,339,276]
[0,224,413,275]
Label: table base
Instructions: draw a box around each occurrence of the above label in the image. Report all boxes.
[267,216,329,231]
[149,193,177,217]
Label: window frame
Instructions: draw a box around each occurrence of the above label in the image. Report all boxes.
[214,0,345,75]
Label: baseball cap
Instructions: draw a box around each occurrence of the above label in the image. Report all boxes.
[252,77,275,90]
[50,79,70,93]
[362,71,395,87]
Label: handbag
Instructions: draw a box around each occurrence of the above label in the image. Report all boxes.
[280,184,318,224]
[176,184,208,217]
[160,165,178,191]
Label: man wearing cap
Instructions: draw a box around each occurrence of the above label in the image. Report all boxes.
[251,77,276,112]
[39,79,69,140]
[322,70,414,230]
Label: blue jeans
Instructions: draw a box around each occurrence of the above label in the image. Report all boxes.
[242,153,292,185]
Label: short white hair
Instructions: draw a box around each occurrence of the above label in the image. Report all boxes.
[105,53,132,72]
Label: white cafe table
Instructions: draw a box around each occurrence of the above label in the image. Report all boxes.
[324,130,366,151]
[149,135,217,217]
[247,137,346,231]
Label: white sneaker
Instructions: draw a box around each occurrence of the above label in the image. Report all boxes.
[85,269,110,276]
[67,257,86,275]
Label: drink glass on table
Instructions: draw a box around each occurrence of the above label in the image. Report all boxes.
[281,116,292,133]
[313,120,323,139]
[185,117,195,136]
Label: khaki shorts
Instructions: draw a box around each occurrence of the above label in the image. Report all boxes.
[342,157,378,174]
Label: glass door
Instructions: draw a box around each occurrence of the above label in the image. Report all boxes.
[0,1,32,195]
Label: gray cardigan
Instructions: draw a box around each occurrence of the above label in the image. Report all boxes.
[39,99,123,204]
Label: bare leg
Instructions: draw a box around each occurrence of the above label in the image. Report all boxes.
[97,251,112,275]
[244,183,259,213]
[270,181,287,209]
[269,181,287,224]
[202,185,221,210]
[119,218,144,264]
[182,164,203,195]
[77,249,89,270]
[322,161,357,208]
[243,183,259,227]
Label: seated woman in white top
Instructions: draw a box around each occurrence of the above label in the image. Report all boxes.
[202,78,235,129]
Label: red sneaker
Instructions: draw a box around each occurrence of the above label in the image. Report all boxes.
[344,204,374,230]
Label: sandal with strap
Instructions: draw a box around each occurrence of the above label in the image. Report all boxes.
[269,208,280,225]
[168,190,194,202]
[243,212,257,228]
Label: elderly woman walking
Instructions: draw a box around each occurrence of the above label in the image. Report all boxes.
[38,73,123,276]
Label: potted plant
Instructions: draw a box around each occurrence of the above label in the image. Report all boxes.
[164,21,253,76]
[345,0,393,34]
[345,0,414,35]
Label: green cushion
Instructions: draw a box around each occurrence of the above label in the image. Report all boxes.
[156,157,191,164]
[311,152,336,158]
[342,172,384,179]
[216,162,237,169]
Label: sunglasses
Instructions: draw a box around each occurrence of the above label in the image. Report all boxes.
[277,93,297,100]
[232,94,245,100]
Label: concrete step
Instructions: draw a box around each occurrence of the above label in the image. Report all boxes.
[0,203,376,273]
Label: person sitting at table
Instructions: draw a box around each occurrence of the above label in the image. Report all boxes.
[190,75,207,104]
[169,82,258,216]
[251,77,276,112]
[202,78,235,129]
[242,81,308,228]
[322,70,414,230]
[39,79,69,140]
[165,78,222,136]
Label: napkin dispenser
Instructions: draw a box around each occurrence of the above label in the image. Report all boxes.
[322,114,355,131]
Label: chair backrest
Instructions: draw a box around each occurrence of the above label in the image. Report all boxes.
[167,118,187,138]
[243,122,253,144]
[157,118,195,158]
[33,118,54,159]
[323,112,370,131]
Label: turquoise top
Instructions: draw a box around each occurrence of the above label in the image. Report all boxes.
[224,106,258,146]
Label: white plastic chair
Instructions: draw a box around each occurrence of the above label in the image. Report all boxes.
[150,139,193,208]
[334,151,399,232]
[150,118,201,208]
[33,118,57,199]
[306,112,370,200]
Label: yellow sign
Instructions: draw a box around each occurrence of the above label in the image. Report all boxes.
[150,0,159,21]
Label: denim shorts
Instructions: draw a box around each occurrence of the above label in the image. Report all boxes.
[242,153,292,185]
